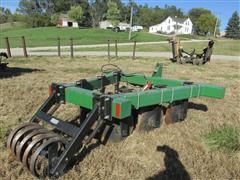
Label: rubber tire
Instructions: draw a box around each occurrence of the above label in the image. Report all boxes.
[138,106,164,131]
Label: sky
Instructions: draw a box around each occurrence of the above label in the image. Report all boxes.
[1,0,239,31]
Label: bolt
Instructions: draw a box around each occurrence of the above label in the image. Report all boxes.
[65,157,68,161]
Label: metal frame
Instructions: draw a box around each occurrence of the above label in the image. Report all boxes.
[7,63,225,178]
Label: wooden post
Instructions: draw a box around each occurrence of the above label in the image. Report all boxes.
[70,38,73,58]
[57,37,61,57]
[132,40,136,60]
[107,40,110,61]
[115,40,118,59]
[21,36,28,57]
[5,37,11,57]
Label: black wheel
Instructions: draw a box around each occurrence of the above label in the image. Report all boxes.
[165,100,188,124]
[137,105,164,131]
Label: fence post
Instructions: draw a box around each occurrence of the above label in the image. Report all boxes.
[115,40,118,60]
[107,40,110,61]
[132,40,136,60]
[70,38,74,58]
[5,37,11,58]
[21,36,28,57]
[57,37,61,57]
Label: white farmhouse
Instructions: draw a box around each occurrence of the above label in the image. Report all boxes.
[149,16,192,34]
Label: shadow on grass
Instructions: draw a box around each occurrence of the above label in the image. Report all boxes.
[0,66,44,79]
[188,102,208,112]
[147,145,191,180]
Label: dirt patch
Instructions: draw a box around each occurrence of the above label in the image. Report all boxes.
[0,56,239,179]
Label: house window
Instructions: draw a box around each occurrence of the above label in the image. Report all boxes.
[168,19,171,23]
[167,26,170,30]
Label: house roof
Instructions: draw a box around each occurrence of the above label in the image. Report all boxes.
[170,16,189,24]
[149,16,191,28]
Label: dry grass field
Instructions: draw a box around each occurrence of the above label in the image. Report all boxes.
[0,56,239,180]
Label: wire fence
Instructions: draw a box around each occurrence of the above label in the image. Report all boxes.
[1,36,140,60]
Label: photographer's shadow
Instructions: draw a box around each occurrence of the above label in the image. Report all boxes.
[147,145,191,180]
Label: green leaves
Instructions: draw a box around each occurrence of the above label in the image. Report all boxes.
[106,0,120,28]
[188,8,217,35]
[195,13,216,35]
[68,5,84,24]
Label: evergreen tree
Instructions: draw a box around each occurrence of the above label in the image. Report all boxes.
[225,11,240,39]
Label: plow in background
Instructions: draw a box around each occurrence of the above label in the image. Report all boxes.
[7,63,225,178]
[169,38,215,65]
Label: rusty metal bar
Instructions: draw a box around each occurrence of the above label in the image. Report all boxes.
[22,36,28,57]
[107,40,110,61]
[115,40,118,60]
[70,38,73,58]
[57,37,61,57]
[5,37,11,57]
[132,40,136,60]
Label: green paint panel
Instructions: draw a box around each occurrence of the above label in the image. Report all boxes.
[121,74,184,87]
[152,63,163,77]
[65,87,94,109]
[112,98,132,119]
[80,72,119,90]
[200,84,225,99]
[110,84,224,109]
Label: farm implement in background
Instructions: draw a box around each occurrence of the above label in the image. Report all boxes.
[7,63,225,178]
[170,38,214,65]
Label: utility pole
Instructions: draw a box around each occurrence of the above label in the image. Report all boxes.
[128,6,133,40]
[214,16,218,37]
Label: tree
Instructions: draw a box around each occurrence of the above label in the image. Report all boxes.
[18,0,52,27]
[195,13,216,35]
[68,5,84,26]
[163,5,185,19]
[72,0,92,26]
[225,11,240,39]
[50,0,72,13]
[106,0,120,28]
[138,5,153,28]
[188,8,211,24]
[0,7,13,24]
[188,8,217,35]
[50,14,60,25]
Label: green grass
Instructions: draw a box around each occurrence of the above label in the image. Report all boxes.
[70,40,240,56]
[0,22,26,32]
[204,125,240,153]
[0,27,170,48]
